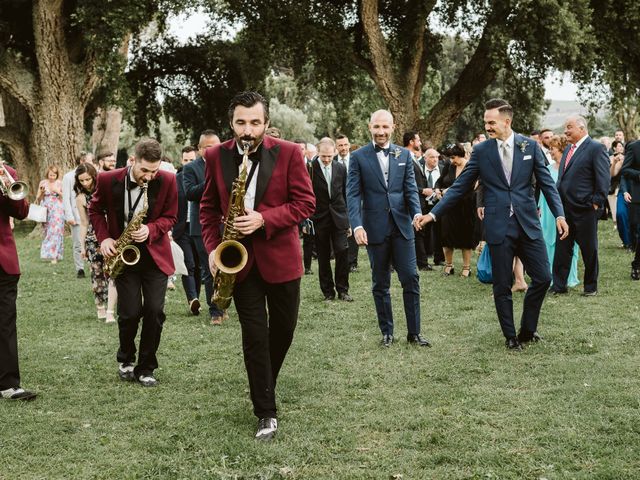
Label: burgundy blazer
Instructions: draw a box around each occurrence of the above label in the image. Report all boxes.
[88,167,178,276]
[200,136,316,284]
[0,165,29,275]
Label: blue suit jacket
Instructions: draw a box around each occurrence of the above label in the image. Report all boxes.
[182,156,206,236]
[347,143,421,244]
[431,133,564,245]
[172,169,188,240]
[556,136,611,212]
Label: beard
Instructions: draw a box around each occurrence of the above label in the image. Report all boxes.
[236,131,265,152]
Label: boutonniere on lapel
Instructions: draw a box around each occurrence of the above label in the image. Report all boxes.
[517,140,529,153]
[392,148,402,159]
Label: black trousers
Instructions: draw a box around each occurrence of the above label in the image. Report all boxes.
[423,218,444,263]
[414,227,429,268]
[315,226,349,297]
[347,235,359,268]
[0,268,20,390]
[233,265,300,419]
[553,207,599,293]
[115,248,168,377]
[192,235,222,317]
[302,232,315,270]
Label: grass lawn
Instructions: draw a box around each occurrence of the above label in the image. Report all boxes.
[1,220,639,479]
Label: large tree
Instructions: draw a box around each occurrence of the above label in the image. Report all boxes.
[0,0,177,192]
[213,0,592,145]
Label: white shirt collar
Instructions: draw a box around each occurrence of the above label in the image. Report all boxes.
[372,141,391,149]
[496,131,515,150]
[572,135,589,149]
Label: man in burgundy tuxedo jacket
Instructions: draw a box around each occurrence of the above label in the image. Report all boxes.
[0,164,37,400]
[200,92,315,440]
[89,139,177,387]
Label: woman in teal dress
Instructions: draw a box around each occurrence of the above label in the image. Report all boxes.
[539,135,579,287]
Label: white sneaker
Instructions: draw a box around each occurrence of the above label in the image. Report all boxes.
[118,363,134,381]
[255,417,277,440]
[1,387,37,400]
[137,375,158,387]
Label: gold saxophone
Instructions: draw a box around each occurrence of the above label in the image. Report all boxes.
[105,182,148,279]
[211,141,250,310]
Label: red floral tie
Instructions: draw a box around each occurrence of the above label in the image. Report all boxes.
[563,144,576,172]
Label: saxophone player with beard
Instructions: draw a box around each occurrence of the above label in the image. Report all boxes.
[200,92,315,440]
[89,139,177,387]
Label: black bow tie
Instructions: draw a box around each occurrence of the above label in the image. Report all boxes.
[127,177,140,190]
[235,144,262,166]
[374,145,390,156]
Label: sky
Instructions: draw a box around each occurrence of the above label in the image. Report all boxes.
[169,12,580,103]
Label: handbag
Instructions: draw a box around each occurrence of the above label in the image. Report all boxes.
[476,245,493,284]
[170,239,188,276]
[27,204,47,223]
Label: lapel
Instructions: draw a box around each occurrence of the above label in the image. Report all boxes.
[563,136,590,176]
[330,160,341,199]
[488,138,510,187]
[254,138,279,209]
[364,143,387,189]
[146,173,162,222]
[387,144,399,189]
[111,169,126,230]
[510,133,525,184]
[313,158,329,195]
[220,143,237,200]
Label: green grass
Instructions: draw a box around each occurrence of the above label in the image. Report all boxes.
[2,221,639,479]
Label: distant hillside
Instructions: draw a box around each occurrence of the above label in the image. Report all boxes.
[542,100,589,131]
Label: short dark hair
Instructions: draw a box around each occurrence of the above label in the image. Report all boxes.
[293,139,307,145]
[442,143,466,159]
[134,138,162,162]
[612,140,624,150]
[530,129,541,137]
[228,91,269,123]
[199,129,217,138]
[402,131,419,147]
[181,145,197,154]
[484,98,513,119]
[97,151,114,161]
[540,128,552,136]
[73,162,98,195]
[336,134,348,141]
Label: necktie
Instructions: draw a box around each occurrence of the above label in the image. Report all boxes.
[426,169,433,188]
[323,165,331,185]
[564,144,576,171]
[501,142,512,181]
[374,145,390,156]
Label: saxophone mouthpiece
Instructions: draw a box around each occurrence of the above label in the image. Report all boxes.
[241,140,252,153]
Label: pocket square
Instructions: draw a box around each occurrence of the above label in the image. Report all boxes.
[523,155,532,160]
[398,163,406,166]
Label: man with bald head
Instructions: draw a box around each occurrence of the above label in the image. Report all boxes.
[551,115,610,296]
[347,109,430,347]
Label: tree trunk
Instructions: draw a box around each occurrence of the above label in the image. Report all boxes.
[91,107,123,155]
[617,105,639,142]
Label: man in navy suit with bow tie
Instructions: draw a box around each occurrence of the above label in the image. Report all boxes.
[347,109,430,348]
[419,99,569,350]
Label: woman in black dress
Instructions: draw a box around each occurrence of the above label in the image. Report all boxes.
[435,143,478,277]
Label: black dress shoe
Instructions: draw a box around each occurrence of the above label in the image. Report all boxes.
[349,265,358,273]
[433,261,445,267]
[548,288,568,296]
[517,330,543,343]
[632,268,640,281]
[581,290,598,297]
[407,334,432,347]
[77,269,85,279]
[338,292,353,302]
[323,295,335,301]
[304,269,313,275]
[381,334,394,347]
[505,337,522,350]
[255,417,277,440]
[419,264,433,271]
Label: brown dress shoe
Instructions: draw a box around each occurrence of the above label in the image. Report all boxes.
[211,315,223,326]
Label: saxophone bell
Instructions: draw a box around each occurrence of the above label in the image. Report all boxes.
[212,240,248,310]
[120,245,141,266]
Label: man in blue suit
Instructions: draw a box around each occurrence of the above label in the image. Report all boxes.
[183,130,226,325]
[418,99,569,350]
[551,115,610,296]
[347,109,430,347]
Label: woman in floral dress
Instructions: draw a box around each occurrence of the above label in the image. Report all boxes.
[75,163,110,321]
[36,165,64,263]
